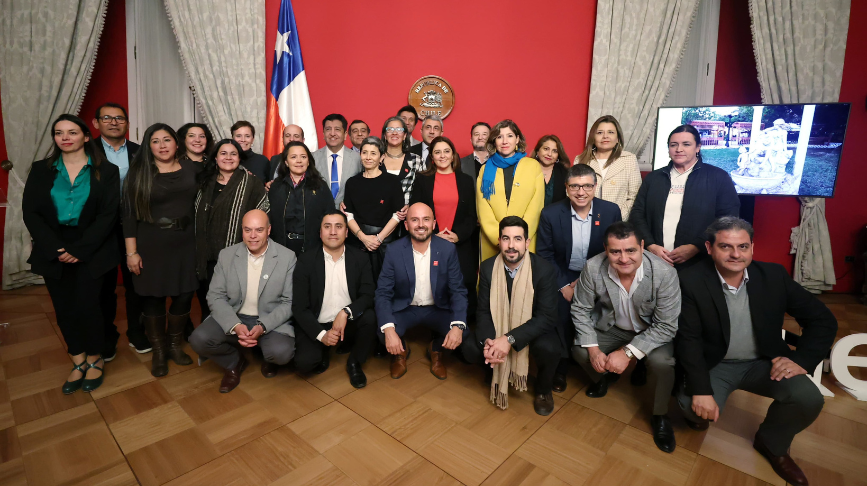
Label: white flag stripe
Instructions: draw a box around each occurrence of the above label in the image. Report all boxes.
[276,71,318,152]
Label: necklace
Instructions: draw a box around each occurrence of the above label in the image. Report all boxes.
[386,150,404,159]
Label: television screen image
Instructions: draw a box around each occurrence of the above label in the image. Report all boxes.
[653,103,851,197]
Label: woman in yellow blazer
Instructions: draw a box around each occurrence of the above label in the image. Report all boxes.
[575,115,641,220]
[477,119,545,261]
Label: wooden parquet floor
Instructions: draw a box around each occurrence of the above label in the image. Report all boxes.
[0,285,865,486]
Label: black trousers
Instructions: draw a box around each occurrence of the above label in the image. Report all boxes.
[195,260,217,321]
[100,222,144,344]
[295,311,377,373]
[45,262,109,356]
[461,330,561,395]
[377,305,469,352]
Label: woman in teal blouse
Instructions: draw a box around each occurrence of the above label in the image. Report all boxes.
[22,114,121,394]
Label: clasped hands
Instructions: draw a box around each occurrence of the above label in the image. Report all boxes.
[321,310,349,347]
[234,323,265,347]
[647,244,699,266]
[56,248,79,264]
[483,335,512,367]
[587,346,633,375]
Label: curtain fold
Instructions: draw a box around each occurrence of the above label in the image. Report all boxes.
[586,0,700,154]
[749,0,850,292]
[0,0,108,290]
[163,0,266,152]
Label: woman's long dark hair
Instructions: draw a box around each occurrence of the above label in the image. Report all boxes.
[419,136,461,176]
[198,139,243,187]
[124,123,179,222]
[177,123,214,161]
[46,114,106,180]
[276,141,327,190]
[531,134,570,169]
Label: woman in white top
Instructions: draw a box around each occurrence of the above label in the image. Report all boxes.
[575,115,641,219]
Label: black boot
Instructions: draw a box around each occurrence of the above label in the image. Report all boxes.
[166,312,193,366]
[143,315,169,377]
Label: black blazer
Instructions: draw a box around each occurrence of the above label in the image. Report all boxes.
[241,150,270,183]
[630,159,739,267]
[292,245,375,340]
[408,142,425,162]
[96,138,139,164]
[547,163,568,206]
[409,171,476,244]
[677,258,837,396]
[476,253,558,351]
[22,158,120,279]
[268,175,335,254]
[536,198,622,289]
[268,154,282,182]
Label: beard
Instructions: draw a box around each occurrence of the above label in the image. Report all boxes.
[472,143,486,151]
[409,227,431,242]
[503,249,524,264]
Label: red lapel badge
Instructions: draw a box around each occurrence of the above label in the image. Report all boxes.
[433,261,439,266]
[380,199,384,204]
[595,221,600,226]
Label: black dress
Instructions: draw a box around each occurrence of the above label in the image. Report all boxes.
[343,171,404,281]
[123,159,200,297]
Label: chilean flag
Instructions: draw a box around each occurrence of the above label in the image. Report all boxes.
[262,0,317,158]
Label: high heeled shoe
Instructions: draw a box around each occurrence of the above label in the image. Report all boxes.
[62,359,88,395]
[81,356,105,393]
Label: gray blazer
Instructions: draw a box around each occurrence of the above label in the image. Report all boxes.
[205,239,297,336]
[571,250,680,355]
[313,145,361,207]
[460,154,478,183]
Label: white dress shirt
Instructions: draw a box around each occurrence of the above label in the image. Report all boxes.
[581,262,646,359]
[717,267,750,294]
[316,248,352,342]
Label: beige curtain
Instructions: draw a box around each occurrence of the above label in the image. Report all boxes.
[586,0,700,153]
[750,0,850,292]
[164,0,266,152]
[0,0,109,289]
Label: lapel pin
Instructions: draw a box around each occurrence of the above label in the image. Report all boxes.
[515,182,520,187]
[433,261,439,266]
[595,221,600,226]
[263,274,269,280]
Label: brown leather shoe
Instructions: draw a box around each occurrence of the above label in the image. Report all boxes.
[428,344,447,380]
[753,435,809,485]
[219,355,248,393]
[261,360,278,378]
[533,392,555,416]
[390,346,410,379]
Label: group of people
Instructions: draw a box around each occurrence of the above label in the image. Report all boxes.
[23,103,836,486]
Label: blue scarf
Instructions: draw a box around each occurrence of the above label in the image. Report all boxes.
[480,151,526,200]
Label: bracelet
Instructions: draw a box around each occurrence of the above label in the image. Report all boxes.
[355,229,362,237]
[126,251,138,257]
[375,235,383,243]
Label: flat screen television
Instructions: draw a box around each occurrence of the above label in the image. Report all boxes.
[652,103,851,197]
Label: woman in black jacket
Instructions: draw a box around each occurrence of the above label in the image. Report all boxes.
[409,136,477,303]
[194,139,269,312]
[22,114,120,394]
[268,141,334,254]
[531,135,569,207]
[630,124,740,270]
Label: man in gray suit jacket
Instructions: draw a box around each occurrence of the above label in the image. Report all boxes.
[312,114,361,208]
[571,221,681,453]
[189,210,297,393]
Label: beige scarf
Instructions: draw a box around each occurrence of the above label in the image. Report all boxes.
[489,253,535,410]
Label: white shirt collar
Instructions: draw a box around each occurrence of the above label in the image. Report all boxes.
[716,267,749,292]
[608,260,644,288]
[101,136,127,153]
[247,242,269,261]
[323,247,346,262]
[504,258,524,279]
[327,146,343,158]
[570,200,594,222]
[412,240,432,256]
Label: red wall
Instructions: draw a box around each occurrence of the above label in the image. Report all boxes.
[714,0,867,292]
[264,0,598,159]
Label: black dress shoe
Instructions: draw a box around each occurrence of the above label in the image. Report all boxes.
[651,415,676,453]
[585,373,620,398]
[685,419,709,431]
[552,373,567,393]
[533,392,555,416]
[312,352,330,374]
[346,360,367,388]
[335,341,352,355]
[630,359,647,386]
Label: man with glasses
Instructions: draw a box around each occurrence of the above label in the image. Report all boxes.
[91,103,149,359]
[536,163,621,393]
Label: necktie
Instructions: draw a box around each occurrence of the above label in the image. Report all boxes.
[330,154,339,198]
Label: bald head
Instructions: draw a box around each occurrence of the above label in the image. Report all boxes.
[242,210,271,255]
[405,203,435,243]
[283,124,304,146]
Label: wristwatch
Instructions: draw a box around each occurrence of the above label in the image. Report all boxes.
[622,347,635,360]
[450,323,467,331]
[506,334,516,345]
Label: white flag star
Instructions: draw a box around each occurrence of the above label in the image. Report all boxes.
[275,30,292,64]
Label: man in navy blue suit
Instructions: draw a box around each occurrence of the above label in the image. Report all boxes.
[375,203,469,380]
[537,163,622,392]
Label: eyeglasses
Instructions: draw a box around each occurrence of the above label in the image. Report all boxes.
[385,127,405,133]
[567,183,596,192]
[99,115,127,123]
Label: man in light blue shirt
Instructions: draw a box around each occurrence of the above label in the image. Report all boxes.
[568,200,593,272]
[92,103,148,359]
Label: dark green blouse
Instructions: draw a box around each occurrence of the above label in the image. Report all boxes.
[50,156,92,226]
